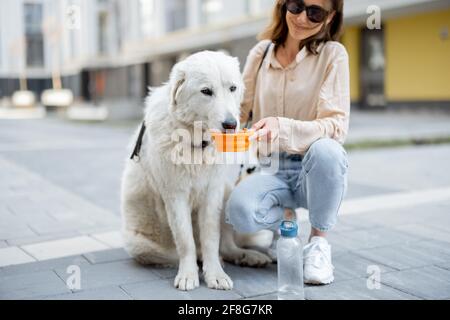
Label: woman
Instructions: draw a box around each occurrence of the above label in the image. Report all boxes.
[225,0,349,285]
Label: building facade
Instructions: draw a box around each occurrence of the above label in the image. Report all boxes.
[0,0,449,114]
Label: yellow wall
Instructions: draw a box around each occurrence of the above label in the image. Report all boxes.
[341,26,361,103]
[385,9,450,101]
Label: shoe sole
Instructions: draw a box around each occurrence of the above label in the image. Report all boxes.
[304,275,334,285]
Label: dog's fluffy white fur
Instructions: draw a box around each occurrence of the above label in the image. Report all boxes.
[121,51,271,291]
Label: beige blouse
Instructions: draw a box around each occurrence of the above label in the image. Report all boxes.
[241,39,351,155]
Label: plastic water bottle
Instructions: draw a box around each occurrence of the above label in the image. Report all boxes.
[277,220,305,300]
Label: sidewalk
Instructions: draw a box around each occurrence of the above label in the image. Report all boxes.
[347,109,450,144]
[1,110,450,300]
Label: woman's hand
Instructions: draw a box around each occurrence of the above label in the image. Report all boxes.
[250,117,280,142]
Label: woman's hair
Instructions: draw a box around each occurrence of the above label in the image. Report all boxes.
[258,0,344,54]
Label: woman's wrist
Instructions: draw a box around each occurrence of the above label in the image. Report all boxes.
[277,117,294,152]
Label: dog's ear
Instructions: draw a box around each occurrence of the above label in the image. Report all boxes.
[169,68,185,112]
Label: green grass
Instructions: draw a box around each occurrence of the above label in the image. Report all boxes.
[345,136,450,151]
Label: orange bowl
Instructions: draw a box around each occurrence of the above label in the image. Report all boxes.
[210,129,255,152]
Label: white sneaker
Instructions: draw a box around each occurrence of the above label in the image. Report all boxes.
[303,236,334,285]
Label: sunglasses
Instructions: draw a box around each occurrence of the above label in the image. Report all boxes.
[285,0,330,24]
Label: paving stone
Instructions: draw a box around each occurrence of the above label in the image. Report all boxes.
[48,207,120,228]
[77,225,121,236]
[38,201,71,217]
[435,260,450,271]
[345,183,402,200]
[244,254,397,300]
[21,235,109,260]
[5,148,125,216]
[6,199,51,217]
[380,266,450,299]
[83,248,131,264]
[1,118,450,300]
[328,227,420,252]
[224,264,277,298]
[346,144,450,191]
[0,204,12,215]
[244,293,278,300]
[354,242,450,271]
[329,243,350,258]
[0,155,120,238]
[333,252,396,282]
[148,266,178,279]
[54,260,160,290]
[392,224,450,243]
[332,220,367,233]
[90,231,123,248]
[412,239,450,260]
[0,270,70,299]
[0,184,22,195]
[148,262,278,289]
[150,262,265,283]
[0,255,90,276]
[0,211,26,226]
[0,224,37,241]
[310,213,385,233]
[0,247,36,267]
[326,232,369,252]
[28,219,102,236]
[348,201,450,228]
[6,212,58,227]
[121,278,243,300]
[6,231,81,247]
[43,286,132,300]
[304,277,419,300]
[0,195,33,213]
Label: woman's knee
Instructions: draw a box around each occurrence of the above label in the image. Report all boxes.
[303,138,348,175]
[225,189,259,233]
[225,187,285,234]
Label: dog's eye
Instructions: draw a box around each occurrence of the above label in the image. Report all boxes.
[201,88,213,96]
[230,85,237,92]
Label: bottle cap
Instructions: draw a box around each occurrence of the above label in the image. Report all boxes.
[279,220,298,238]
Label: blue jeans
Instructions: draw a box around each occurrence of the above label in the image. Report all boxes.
[225,138,349,233]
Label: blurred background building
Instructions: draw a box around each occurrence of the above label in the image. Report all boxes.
[0,0,449,118]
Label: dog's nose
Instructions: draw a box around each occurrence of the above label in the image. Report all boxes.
[222,119,237,131]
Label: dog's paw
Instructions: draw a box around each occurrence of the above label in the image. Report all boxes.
[174,269,199,291]
[233,249,272,267]
[204,271,233,290]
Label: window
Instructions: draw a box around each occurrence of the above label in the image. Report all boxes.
[165,0,187,32]
[0,27,2,68]
[140,0,156,37]
[24,3,44,67]
[69,25,76,59]
[258,0,275,13]
[201,0,247,25]
[247,0,274,16]
[98,11,108,55]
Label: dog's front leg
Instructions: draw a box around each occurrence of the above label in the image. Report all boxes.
[165,195,199,291]
[198,187,233,290]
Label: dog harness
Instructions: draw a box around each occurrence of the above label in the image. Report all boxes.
[130,121,210,162]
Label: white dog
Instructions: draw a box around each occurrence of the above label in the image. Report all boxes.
[121,51,272,292]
